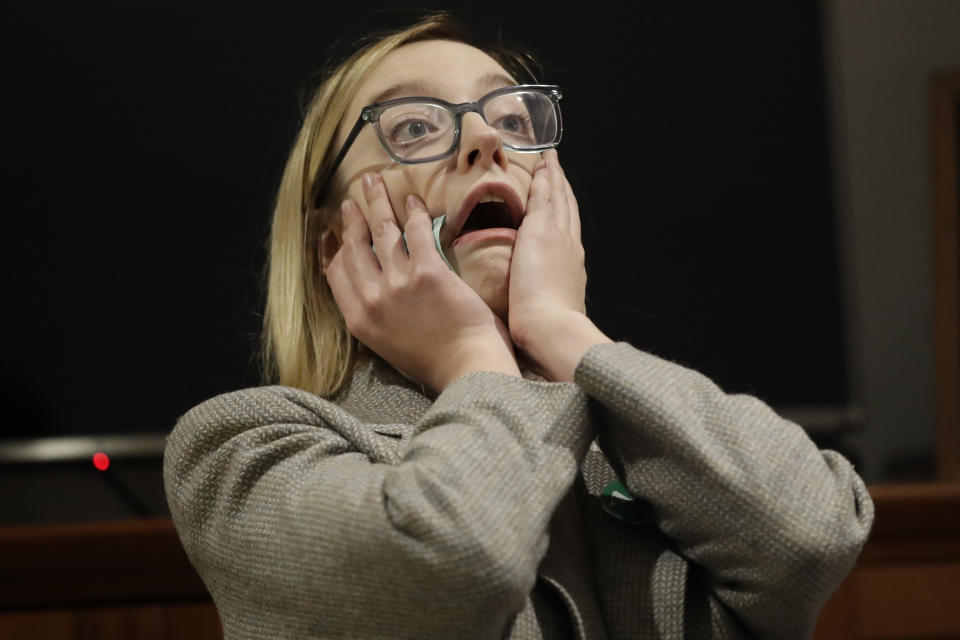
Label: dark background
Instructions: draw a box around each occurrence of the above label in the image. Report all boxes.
[1,2,844,439]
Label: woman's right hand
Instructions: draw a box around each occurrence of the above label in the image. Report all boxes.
[324,172,521,394]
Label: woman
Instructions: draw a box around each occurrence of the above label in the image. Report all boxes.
[164,12,873,640]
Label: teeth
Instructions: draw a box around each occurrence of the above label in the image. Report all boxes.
[478,195,505,204]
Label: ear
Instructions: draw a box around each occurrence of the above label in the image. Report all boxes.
[319,227,342,274]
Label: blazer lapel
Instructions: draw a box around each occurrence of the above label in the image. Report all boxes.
[537,474,609,640]
[340,352,609,638]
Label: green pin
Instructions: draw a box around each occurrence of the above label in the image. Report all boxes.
[600,480,651,526]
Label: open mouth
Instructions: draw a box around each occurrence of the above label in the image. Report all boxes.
[458,198,517,235]
[450,184,525,246]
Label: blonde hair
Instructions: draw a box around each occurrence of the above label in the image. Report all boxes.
[261,11,540,398]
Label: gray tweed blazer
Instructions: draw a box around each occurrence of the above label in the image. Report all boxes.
[163,342,874,639]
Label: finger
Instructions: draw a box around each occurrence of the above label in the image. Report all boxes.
[547,149,570,232]
[564,176,582,243]
[525,155,551,222]
[361,172,406,269]
[340,198,370,244]
[340,199,382,277]
[403,194,446,269]
[324,249,362,322]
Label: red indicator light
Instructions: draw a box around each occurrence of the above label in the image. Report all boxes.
[93,452,110,471]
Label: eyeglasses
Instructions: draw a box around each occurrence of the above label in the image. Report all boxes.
[306,84,563,210]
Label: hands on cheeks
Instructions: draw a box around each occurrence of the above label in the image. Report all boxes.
[323,150,611,392]
[323,173,521,395]
[508,150,594,378]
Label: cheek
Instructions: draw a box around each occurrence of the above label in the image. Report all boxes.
[453,245,513,277]
[423,174,450,218]
[380,169,431,224]
[517,154,539,173]
[510,156,538,198]
[388,165,450,224]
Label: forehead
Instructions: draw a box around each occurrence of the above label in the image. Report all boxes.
[355,39,516,107]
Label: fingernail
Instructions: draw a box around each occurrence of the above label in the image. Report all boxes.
[406,194,419,211]
[362,173,376,190]
[340,200,352,214]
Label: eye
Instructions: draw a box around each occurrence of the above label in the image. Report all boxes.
[380,104,449,149]
[388,117,435,143]
[492,112,535,141]
[499,115,523,133]
[407,121,427,138]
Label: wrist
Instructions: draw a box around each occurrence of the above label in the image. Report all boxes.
[516,312,612,382]
[433,340,521,393]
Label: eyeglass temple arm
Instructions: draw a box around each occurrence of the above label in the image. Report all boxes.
[310,112,369,210]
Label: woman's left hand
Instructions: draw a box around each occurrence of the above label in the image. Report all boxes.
[508,149,611,381]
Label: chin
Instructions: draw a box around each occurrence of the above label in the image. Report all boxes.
[455,247,512,323]
[478,283,509,323]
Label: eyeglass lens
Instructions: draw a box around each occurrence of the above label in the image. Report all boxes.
[375,90,558,161]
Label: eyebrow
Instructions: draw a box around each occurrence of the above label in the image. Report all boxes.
[368,72,517,105]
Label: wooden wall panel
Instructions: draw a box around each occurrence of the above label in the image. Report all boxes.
[814,484,960,639]
[0,602,221,640]
[856,565,960,638]
[1,484,958,639]
[930,68,960,482]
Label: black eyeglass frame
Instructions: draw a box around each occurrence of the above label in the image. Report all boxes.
[307,84,563,210]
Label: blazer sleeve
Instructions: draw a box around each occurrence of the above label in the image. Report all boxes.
[163,375,594,640]
[572,341,875,639]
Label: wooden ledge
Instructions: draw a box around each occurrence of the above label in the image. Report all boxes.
[0,518,207,608]
[2,484,959,617]
[858,483,960,564]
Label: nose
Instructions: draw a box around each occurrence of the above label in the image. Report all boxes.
[455,111,508,174]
